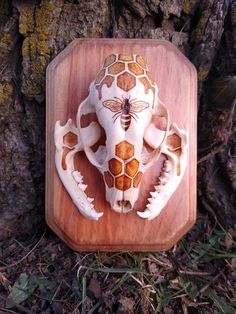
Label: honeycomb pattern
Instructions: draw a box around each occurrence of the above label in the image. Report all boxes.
[118,54,134,61]
[108,62,125,74]
[115,175,131,191]
[166,133,181,150]
[138,77,155,96]
[126,158,139,177]
[104,54,116,67]
[109,158,122,176]
[62,132,78,171]
[96,75,114,99]
[128,63,144,75]
[117,72,136,92]
[115,140,134,160]
[136,55,146,68]
[133,171,143,188]
[94,54,156,100]
[104,140,143,191]
[95,69,105,84]
[146,70,155,85]
[104,171,114,188]
[63,132,77,148]
[167,133,182,176]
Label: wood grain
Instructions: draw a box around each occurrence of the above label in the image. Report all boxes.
[46,39,197,251]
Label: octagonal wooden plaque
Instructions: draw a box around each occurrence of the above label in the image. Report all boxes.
[46,39,197,251]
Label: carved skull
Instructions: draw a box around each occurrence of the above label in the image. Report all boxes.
[55,54,188,220]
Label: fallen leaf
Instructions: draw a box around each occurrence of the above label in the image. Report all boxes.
[0,272,11,292]
[231,257,236,268]
[88,277,102,299]
[148,262,159,276]
[118,296,134,314]
[229,228,236,238]
[224,233,233,251]
[163,307,174,314]
[6,273,38,308]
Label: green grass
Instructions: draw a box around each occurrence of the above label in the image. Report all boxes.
[1,213,236,313]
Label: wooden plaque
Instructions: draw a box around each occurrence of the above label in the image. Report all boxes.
[46,39,197,251]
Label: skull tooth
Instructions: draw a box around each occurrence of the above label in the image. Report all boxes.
[89,210,103,219]
[164,173,170,179]
[150,191,157,197]
[137,210,151,219]
[159,177,167,185]
[87,197,94,203]
[155,185,162,192]
[79,183,87,191]
[73,171,83,183]
[164,163,171,172]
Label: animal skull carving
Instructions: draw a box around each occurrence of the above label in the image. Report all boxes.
[55,54,188,220]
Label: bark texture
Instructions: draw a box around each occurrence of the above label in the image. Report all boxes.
[0,0,235,239]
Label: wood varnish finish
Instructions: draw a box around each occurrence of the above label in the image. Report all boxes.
[46,39,197,251]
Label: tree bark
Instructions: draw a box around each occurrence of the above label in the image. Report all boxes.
[0,0,235,240]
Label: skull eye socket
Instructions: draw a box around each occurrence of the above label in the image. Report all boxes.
[141,140,155,165]
[79,111,107,167]
[142,114,168,166]
[151,115,167,131]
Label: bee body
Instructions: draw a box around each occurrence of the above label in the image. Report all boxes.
[103,96,149,131]
[120,114,131,131]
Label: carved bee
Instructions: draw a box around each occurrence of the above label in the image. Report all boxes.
[103,96,149,131]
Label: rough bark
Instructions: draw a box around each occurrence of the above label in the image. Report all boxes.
[0,0,235,240]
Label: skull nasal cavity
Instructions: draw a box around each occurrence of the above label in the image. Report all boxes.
[117,200,132,212]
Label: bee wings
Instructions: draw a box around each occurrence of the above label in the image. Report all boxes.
[130,101,150,112]
[103,100,122,112]
[103,99,150,113]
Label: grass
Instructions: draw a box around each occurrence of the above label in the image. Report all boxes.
[0,212,236,313]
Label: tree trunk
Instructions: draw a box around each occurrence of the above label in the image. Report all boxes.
[0,0,235,240]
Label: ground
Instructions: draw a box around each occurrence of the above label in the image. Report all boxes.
[0,211,235,313]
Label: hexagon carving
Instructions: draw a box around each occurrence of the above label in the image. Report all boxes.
[63,132,77,148]
[117,72,136,91]
[115,175,131,191]
[108,62,125,74]
[104,171,114,188]
[115,141,134,160]
[126,159,139,177]
[109,158,123,176]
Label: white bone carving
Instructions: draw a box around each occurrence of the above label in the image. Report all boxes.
[54,54,188,220]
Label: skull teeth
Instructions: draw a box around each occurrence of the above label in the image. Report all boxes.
[87,197,94,203]
[164,173,170,180]
[163,160,171,172]
[79,183,87,191]
[137,209,151,218]
[150,191,157,197]
[72,171,83,183]
[159,177,168,185]
[143,159,171,220]
[155,185,162,192]
[73,171,88,192]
